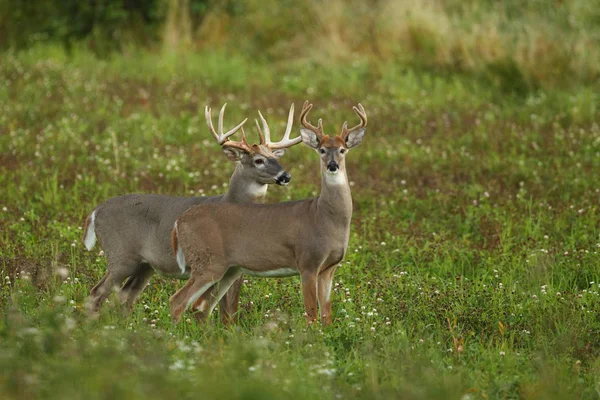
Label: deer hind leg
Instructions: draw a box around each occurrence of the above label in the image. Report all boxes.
[317,265,338,326]
[301,271,319,325]
[192,267,242,323]
[118,262,155,311]
[218,276,243,325]
[87,264,133,314]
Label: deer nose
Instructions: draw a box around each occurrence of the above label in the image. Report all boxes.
[275,171,291,186]
[327,161,339,172]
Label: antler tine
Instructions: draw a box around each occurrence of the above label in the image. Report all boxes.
[218,103,226,138]
[257,110,271,144]
[282,103,295,141]
[241,127,250,148]
[300,101,320,134]
[255,104,302,150]
[222,126,253,153]
[254,119,265,145]
[205,103,248,145]
[342,103,367,139]
[300,100,324,139]
[205,105,220,142]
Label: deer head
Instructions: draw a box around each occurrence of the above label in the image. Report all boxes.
[206,103,301,186]
[299,101,366,175]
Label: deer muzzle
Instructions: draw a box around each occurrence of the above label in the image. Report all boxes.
[275,171,291,186]
[327,160,339,173]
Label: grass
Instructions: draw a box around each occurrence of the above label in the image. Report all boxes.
[1,43,600,399]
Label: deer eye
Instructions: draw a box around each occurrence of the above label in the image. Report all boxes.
[254,159,264,165]
[319,148,326,154]
[340,148,346,154]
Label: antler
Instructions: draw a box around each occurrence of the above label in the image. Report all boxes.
[205,103,248,145]
[300,100,324,139]
[254,104,302,150]
[221,127,253,153]
[341,103,367,140]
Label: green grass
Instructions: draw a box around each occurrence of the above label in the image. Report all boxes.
[1,44,600,399]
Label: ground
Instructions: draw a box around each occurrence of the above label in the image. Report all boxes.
[0,45,599,399]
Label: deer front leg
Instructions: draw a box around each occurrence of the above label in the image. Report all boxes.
[169,276,197,323]
[191,267,242,323]
[301,271,318,325]
[169,271,223,324]
[317,265,337,326]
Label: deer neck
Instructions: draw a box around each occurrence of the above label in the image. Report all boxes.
[316,159,353,225]
[223,164,267,203]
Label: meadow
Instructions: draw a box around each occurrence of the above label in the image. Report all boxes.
[1,1,600,398]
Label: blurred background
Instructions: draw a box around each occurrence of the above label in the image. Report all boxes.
[2,0,599,94]
[1,2,600,398]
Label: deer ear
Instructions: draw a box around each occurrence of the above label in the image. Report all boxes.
[345,128,365,149]
[300,128,320,149]
[271,149,286,159]
[222,146,246,162]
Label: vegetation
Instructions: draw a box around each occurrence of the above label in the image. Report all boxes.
[1,1,600,399]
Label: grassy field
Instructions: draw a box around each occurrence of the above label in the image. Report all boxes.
[1,40,600,399]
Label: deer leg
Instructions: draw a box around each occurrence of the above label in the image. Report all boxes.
[218,277,243,325]
[87,266,132,313]
[169,269,226,324]
[118,263,155,311]
[301,271,319,325]
[317,265,338,326]
[192,267,242,323]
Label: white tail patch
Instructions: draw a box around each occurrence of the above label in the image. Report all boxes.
[174,221,186,274]
[84,210,97,251]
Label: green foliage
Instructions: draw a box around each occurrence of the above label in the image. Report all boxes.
[2,0,600,91]
[0,0,168,54]
[0,35,600,400]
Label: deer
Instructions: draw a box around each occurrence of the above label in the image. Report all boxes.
[82,103,301,317]
[169,101,367,326]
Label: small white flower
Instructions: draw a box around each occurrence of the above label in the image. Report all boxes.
[55,268,70,278]
[169,360,185,371]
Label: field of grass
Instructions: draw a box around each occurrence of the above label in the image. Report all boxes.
[1,40,600,399]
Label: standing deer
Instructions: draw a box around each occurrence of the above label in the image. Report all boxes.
[82,104,301,316]
[170,101,366,325]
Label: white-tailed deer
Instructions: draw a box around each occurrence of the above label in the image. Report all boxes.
[82,103,301,316]
[170,101,366,325]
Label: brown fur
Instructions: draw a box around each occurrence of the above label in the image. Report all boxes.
[83,104,300,319]
[170,103,367,326]
[171,226,178,257]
